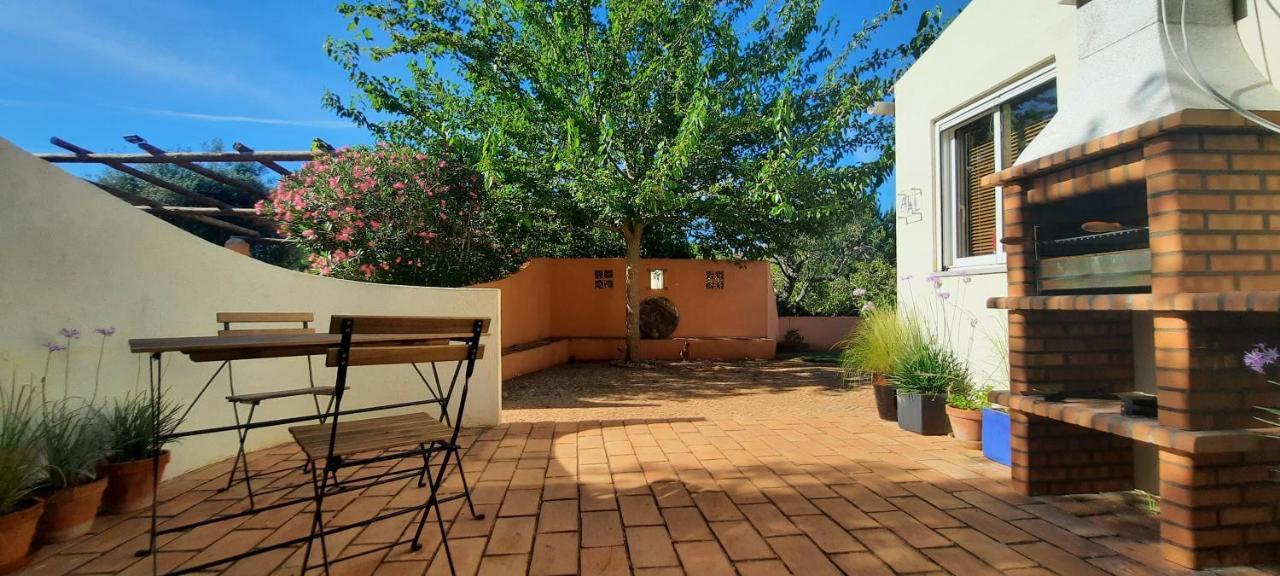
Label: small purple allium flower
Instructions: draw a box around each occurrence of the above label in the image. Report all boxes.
[58,328,80,339]
[45,342,67,352]
[1242,343,1279,374]
[924,274,941,286]
[95,327,116,336]
[852,287,867,297]
[936,291,951,300]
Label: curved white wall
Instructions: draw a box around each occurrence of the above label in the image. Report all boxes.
[0,137,502,476]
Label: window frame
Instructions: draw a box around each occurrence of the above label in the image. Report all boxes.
[936,64,1056,271]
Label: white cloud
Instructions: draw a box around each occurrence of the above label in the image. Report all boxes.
[120,106,355,129]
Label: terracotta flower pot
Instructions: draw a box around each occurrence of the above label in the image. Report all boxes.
[946,405,983,444]
[97,451,170,515]
[871,373,898,422]
[36,476,108,543]
[0,500,44,574]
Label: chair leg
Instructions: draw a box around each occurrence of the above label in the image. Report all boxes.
[303,462,332,575]
[417,444,431,488]
[410,447,451,550]
[448,445,483,520]
[432,496,456,575]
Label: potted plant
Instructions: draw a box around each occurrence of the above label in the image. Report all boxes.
[35,330,112,542]
[98,392,181,514]
[0,383,45,574]
[35,400,109,542]
[840,308,922,422]
[888,340,970,436]
[945,384,990,447]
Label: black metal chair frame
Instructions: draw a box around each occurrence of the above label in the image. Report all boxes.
[299,317,485,575]
[218,314,325,508]
[140,317,487,576]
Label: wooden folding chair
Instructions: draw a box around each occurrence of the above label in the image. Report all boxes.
[216,312,330,505]
[288,315,487,575]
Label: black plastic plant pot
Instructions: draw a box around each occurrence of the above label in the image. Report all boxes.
[873,383,898,422]
[896,393,951,436]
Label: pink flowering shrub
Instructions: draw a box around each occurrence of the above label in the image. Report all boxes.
[259,144,523,286]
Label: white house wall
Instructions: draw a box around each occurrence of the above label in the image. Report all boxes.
[893,0,1078,389]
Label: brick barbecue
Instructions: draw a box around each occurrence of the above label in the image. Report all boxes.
[987,109,1280,569]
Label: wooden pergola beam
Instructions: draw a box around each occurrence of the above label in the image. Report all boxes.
[233,142,293,176]
[51,137,238,211]
[134,206,258,216]
[125,135,269,200]
[36,150,317,164]
[91,180,262,237]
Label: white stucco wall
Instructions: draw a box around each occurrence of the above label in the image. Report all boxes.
[0,137,502,477]
[893,0,1079,389]
[1238,0,1280,83]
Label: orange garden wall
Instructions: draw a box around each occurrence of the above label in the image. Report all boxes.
[776,316,860,352]
[475,258,777,378]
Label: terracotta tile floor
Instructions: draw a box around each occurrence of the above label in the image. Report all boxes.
[20,410,1280,575]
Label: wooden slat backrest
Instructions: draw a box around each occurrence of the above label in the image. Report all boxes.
[217,312,314,324]
[217,312,315,339]
[328,315,490,337]
[217,328,315,337]
[325,344,485,367]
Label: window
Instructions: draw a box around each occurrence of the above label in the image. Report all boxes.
[649,269,665,290]
[594,269,613,289]
[939,67,1057,269]
[705,271,724,290]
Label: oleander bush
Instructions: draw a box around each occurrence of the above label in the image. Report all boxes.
[260,144,523,286]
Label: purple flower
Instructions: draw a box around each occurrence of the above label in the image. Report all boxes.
[95,327,116,336]
[861,301,876,312]
[924,274,941,285]
[852,287,867,297]
[45,342,67,352]
[58,328,80,339]
[936,291,951,300]
[1242,343,1279,374]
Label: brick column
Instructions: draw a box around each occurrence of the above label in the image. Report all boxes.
[1159,448,1280,568]
[1145,130,1280,294]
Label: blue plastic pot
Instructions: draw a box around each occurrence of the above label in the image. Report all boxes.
[981,407,1011,467]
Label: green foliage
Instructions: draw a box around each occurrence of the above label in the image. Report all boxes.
[947,384,990,411]
[774,207,897,316]
[840,308,923,375]
[261,144,523,286]
[39,399,109,489]
[323,0,944,354]
[104,392,182,463]
[96,140,303,269]
[0,382,42,515]
[886,339,971,399]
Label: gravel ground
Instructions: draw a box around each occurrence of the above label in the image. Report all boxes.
[501,358,874,422]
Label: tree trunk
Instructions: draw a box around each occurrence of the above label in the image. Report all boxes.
[621,222,645,363]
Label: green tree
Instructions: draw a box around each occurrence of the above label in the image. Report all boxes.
[773,205,898,316]
[324,0,942,361]
[95,141,302,268]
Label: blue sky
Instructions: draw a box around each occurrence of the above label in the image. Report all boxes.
[0,0,968,209]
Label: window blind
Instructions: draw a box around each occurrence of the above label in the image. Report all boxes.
[961,118,997,257]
